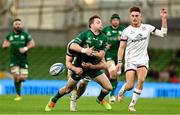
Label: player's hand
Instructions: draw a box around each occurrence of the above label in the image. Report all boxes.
[74,67,83,75]
[160,8,168,18]
[85,46,94,56]
[19,47,28,54]
[81,62,92,69]
[106,44,111,50]
[116,62,123,75]
[2,40,11,48]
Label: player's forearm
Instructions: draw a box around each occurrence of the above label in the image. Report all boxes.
[92,50,105,60]
[90,61,107,70]
[66,61,75,72]
[162,15,167,28]
[69,43,84,53]
[27,39,35,49]
[118,43,126,62]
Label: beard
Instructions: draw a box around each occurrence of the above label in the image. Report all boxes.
[14,27,22,33]
[112,23,119,28]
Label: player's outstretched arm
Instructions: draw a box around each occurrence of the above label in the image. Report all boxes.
[153,9,168,37]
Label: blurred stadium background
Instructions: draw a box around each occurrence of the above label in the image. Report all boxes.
[0,0,180,98]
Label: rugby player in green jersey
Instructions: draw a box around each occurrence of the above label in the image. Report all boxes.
[102,14,125,103]
[45,15,112,112]
[2,18,35,101]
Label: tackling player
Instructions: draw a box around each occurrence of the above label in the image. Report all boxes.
[45,15,112,112]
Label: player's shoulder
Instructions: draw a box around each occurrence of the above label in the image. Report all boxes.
[141,23,154,28]
[118,25,126,30]
[79,29,91,37]
[103,25,111,30]
[21,30,30,35]
[122,25,131,32]
[6,31,14,38]
[7,30,15,35]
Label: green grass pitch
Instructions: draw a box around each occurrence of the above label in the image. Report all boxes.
[0,95,180,114]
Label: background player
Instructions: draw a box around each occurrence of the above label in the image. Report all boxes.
[2,18,35,101]
[102,13,125,103]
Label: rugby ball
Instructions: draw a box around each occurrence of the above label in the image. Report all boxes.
[49,63,65,76]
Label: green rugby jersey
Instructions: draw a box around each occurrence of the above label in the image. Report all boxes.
[102,25,125,61]
[72,29,108,65]
[6,30,32,60]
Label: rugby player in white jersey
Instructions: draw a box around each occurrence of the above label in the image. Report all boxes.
[116,6,168,112]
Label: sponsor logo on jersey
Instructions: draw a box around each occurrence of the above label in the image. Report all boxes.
[130,30,135,34]
[131,34,147,42]
[14,35,19,38]
[112,30,117,33]
[142,26,146,31]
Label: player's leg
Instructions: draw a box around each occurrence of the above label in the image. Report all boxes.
[128,66,148,112]
[93,73,112,110]
[70,78,89,111]
[10,66,22,101]
[13,67,28,101]
[117,62,136,102]
[106,60,118,103]
[76,77,90,99]
[45,76,78,112]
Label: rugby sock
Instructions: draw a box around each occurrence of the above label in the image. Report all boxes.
[129,88,141,107]
[14,81,22,96]
[51,91,64,103]
[110,79,118,96]
[118,83,126,95]
[97,90,109,101]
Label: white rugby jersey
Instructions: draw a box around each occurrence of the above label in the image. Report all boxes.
[121,24,155,64]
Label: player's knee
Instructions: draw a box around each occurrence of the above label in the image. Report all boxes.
[65,87,74,94]
[126,83,134,91]
[110,70,117,79]
[106,85,113,92]
[20,75,27,81]
[13,74,20,82]
[79,82,88,89]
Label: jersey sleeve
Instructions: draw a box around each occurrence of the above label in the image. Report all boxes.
[102,35,108,52]
[26,32,32,42]
[120,29,128,41]
[102,27,107,34]
[148,24,156,33]
[66,40,74,57]
[5,34,10,41]
[72,31,86,45]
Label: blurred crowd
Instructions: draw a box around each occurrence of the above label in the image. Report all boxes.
[148,50,180,83]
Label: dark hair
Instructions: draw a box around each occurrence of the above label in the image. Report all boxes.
[111,13,120,21]
[130,6,141,13]
[13,18,21,22]
[88,15,100,28]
